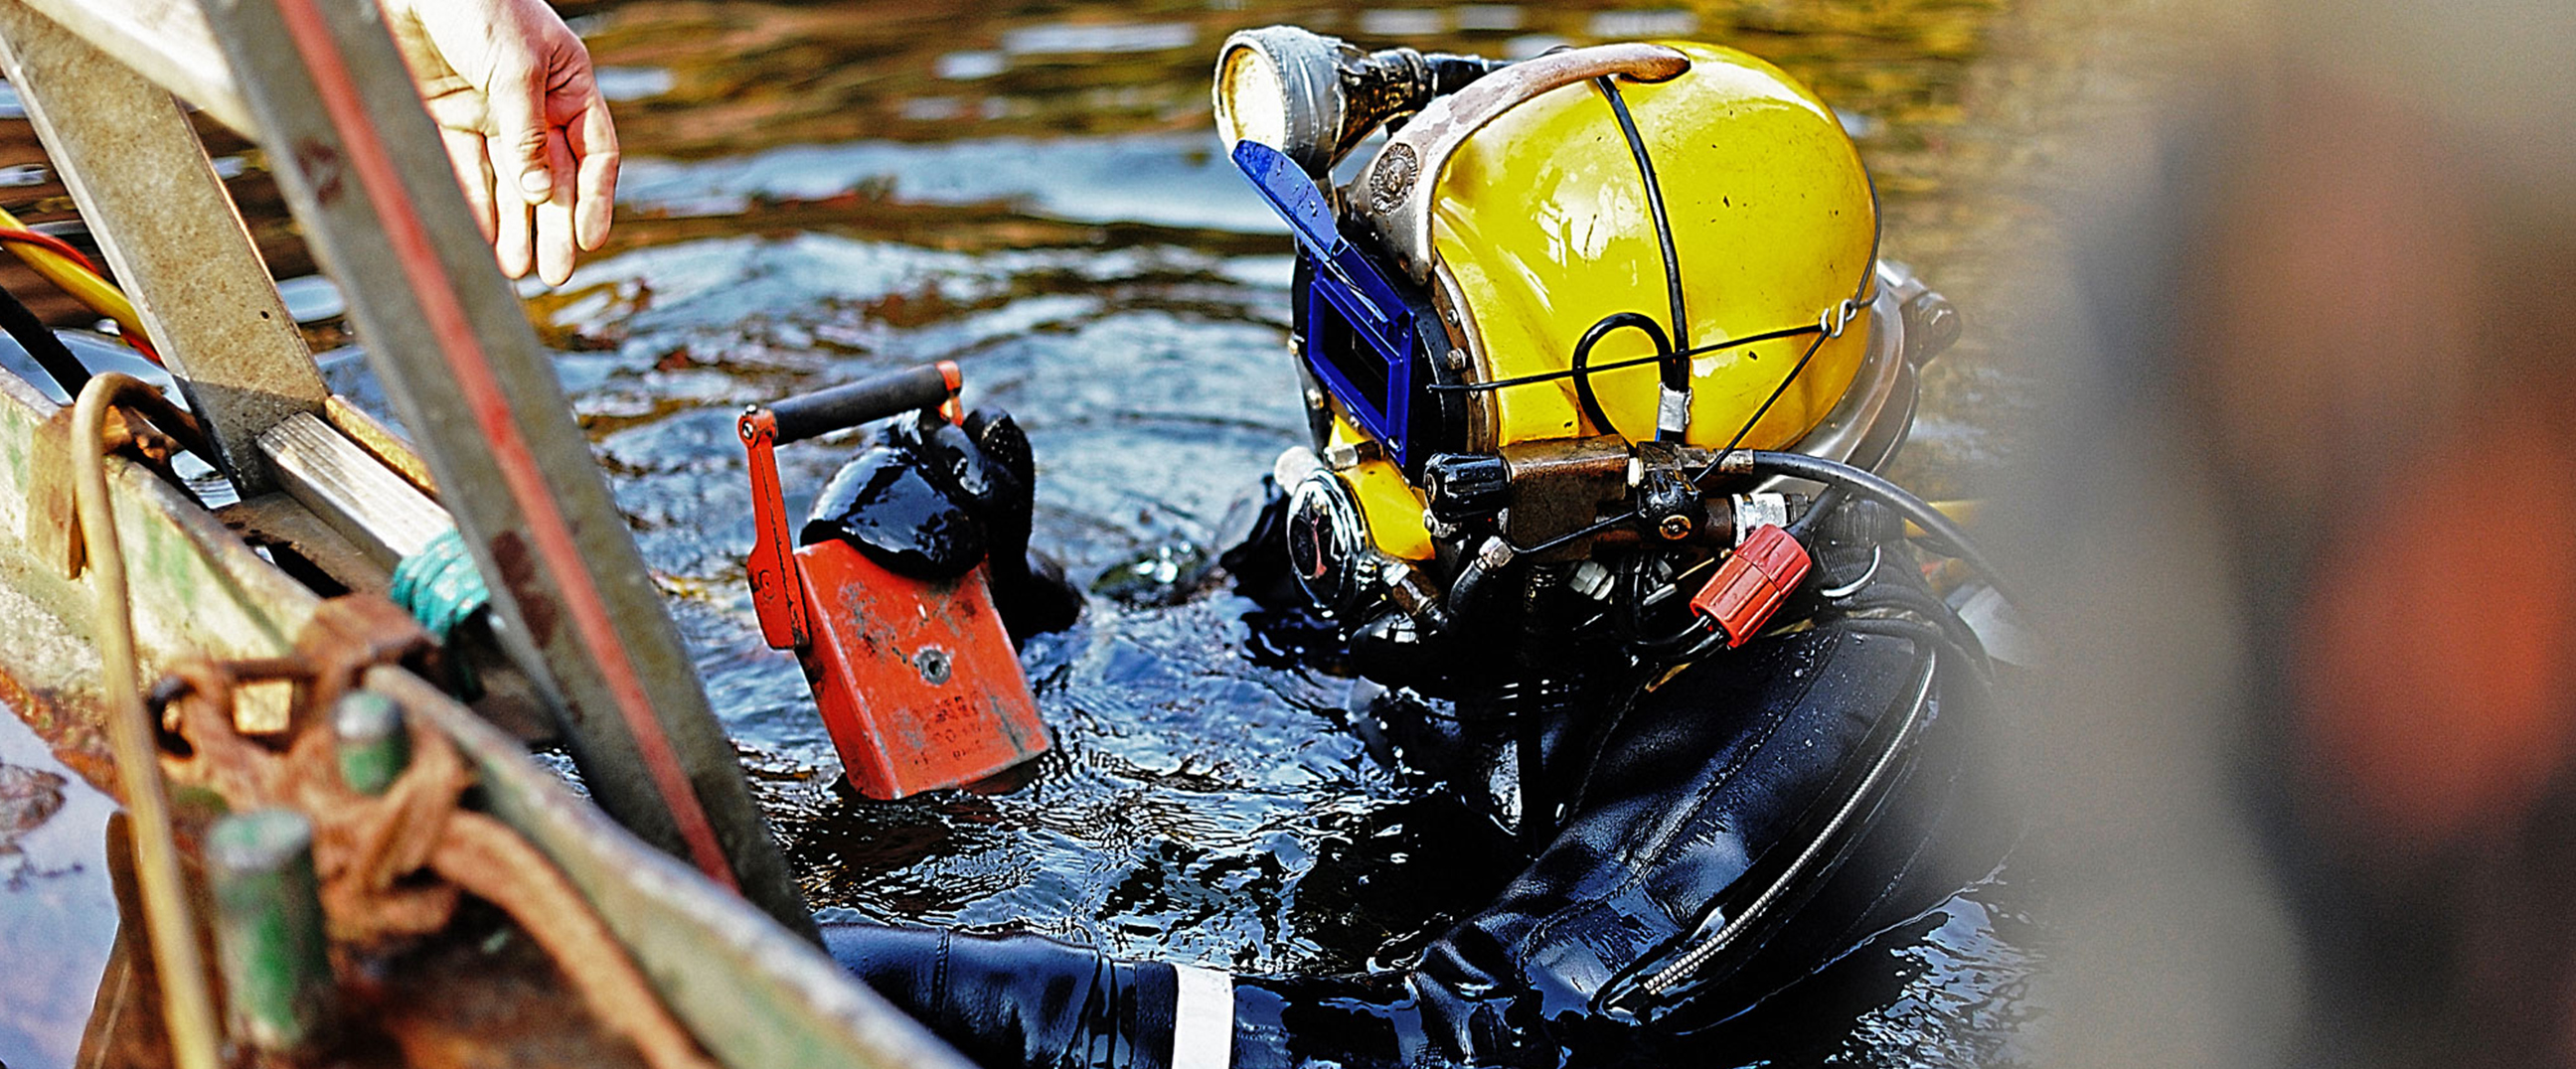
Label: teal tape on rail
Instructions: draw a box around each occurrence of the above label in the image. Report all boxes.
[390,528,490,699]
[389,528,489,641]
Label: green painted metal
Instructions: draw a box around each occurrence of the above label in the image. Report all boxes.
[0,370,316,692]
[208,808,333,1052]
[331,689,407,797]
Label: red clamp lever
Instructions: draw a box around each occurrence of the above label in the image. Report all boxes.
[734,360,1049,800]
[1689,524,1812,648]
[739,361,962,652]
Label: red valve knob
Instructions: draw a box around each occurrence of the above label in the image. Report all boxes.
[1688,524,1812,648]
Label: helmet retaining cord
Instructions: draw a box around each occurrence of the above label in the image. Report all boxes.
[1566,311,1672,440]
[1429,317,1838,396]
[1593,76,1692,441]
[1423,105,1880,465]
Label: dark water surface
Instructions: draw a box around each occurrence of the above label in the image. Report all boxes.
[544,1,2053,1065]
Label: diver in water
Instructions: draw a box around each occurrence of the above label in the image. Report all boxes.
[807,30,2012,1069]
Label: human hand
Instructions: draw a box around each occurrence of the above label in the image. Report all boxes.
[381,0,618,286]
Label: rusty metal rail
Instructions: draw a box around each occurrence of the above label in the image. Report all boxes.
[0,277,973,1069]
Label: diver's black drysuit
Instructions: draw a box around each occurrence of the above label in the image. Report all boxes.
[806,413,2004,1069]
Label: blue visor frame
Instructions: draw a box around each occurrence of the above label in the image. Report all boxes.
[1232,141,1431,467]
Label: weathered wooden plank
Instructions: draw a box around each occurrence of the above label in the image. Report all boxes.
[0,0,328,493]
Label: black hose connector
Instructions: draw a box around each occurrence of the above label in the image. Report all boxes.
[1421,452,1511,525]
[1447,536,1515,623]
[1743,450,2022,609]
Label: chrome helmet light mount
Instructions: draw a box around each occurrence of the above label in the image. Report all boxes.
[1212,25,1508,177]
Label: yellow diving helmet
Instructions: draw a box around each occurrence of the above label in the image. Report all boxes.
[1215,27,1954,632]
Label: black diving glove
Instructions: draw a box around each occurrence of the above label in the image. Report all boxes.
[802,406,1082,642]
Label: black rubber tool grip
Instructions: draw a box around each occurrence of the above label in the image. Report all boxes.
[768,363,954,445]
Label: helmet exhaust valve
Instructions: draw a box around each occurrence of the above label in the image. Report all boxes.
[1690,525,1813,648]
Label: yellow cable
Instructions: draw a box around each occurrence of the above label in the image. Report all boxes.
[0,205,154,346]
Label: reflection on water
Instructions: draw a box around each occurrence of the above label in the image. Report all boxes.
[540,0,2050,1061]
[0,696,118,1069]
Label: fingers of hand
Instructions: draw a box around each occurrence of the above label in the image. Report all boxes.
[441,127,499,244]
[488,135,536,279]
[535,131,578,286]
[486,59,555,206]
[400,0,616,280]
[569,99,619,252]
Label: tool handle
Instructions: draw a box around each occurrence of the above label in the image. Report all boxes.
[767,362,959,445]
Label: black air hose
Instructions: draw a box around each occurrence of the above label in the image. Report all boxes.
[1784,485,1845,540]
[0,283,89,396]
[1743,450,2022,609]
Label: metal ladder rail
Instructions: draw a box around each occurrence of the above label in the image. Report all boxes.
[0,0,812,935]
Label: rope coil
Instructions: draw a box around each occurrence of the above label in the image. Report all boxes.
[154,651,717,1069]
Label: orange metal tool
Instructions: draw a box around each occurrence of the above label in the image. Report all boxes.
[737,363,1048,799]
